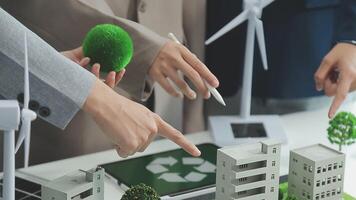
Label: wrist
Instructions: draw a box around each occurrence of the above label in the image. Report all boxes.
[83,79,124,118]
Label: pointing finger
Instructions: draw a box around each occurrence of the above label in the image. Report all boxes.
[155,115,201,157]
[329,73,352,118]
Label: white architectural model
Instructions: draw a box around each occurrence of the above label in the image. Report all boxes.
[42,167,105,200]
[216,140,281,199]
[288,144,345,200]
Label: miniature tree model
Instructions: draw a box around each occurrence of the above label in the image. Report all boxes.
[327,111,356,151]
[121,183,160,200]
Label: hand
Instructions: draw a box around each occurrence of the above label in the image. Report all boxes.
[61,47,125,88]
[83,79,201,158]
[314,43,356,118]
[148,41,219,99]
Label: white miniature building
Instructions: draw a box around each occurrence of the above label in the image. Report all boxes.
[288,144,345,200]
[216,140,281,200]
[41,167,104,200]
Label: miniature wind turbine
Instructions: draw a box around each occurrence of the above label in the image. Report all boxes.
[205,0,287,146]
[0,31,37,200]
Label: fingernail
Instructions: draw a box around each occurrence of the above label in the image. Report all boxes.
[205,92,211,99]
[189,91,197,99]
[195,149,201,157]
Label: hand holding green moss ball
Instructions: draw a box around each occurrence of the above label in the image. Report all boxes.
[82,24,133,73]
[121,183,160,200]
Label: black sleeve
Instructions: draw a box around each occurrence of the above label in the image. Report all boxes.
[334,0,356,41]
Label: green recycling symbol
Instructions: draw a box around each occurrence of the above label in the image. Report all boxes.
[145,156,216,183]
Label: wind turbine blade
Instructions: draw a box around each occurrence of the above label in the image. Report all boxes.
[255,17,268,70]
[261,0,274,8]
[205,10,249,45]
[24,32,30,109]
[14,118,28,153]
[24,123,31,168]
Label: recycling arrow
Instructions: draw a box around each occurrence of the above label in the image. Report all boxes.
[151,156,177,166]
[145,156,216,183]
[184,172,207,182]
[194,161,216,173]
[146,156,178,174]
[158,173,187,182]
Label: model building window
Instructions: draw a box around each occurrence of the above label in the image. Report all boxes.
[307,193,311,199]
[322,178,326,186]
[316,180,320,187]
[328,164,332,171]
[332,189,336,196]
[321,192,325,198]
[304,163,308,170]
[317,167,321,173]
[327,191,331,197]
[272,148,277,153]
[323,167,327,172]
[272,161,276,166]
[315,194,320,200]
[339,161,343,168]
[308,166,313,173]
[334,163,338,170]
[308,179,311,186]
[271,174,275,179]
[303,177,307,184]
[333,176,337,182]
[270,187,274,192]
[337,188,341,194]
[327,177,331,184]
[338,174,342,181]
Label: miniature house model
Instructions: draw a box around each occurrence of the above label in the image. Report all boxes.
[216,140,281,199]
[41,167,105,200]
[288,144,345,200]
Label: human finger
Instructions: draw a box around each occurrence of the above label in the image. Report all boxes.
[155,115,201,157]
[328,73,352,118]
[79,57,90,67]
[105,71,116,88]
[91,63,100,78]
[315,56,335,91]
[155,72,183,98]
[176,58,210,98]
[164,68,196,99]
[115,69,126,86]
[180,46,219,87]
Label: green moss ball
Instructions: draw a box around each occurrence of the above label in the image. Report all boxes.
[82,24,133,72]
[121,183,160,200]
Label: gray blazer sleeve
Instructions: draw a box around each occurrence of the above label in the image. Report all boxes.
[0,7,96,129]
[0,0,167,101]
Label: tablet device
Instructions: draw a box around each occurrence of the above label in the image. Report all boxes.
[101,143,219,198]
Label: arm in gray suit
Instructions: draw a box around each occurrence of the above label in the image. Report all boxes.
[0,7,96,129]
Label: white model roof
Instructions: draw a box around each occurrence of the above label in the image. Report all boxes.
[292,144,344,162]
[220,139,281,160]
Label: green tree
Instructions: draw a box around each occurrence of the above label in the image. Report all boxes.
[327,111,356,151]
[121,183,160,200]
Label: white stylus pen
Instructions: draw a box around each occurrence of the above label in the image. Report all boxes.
[168,33,226,106]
